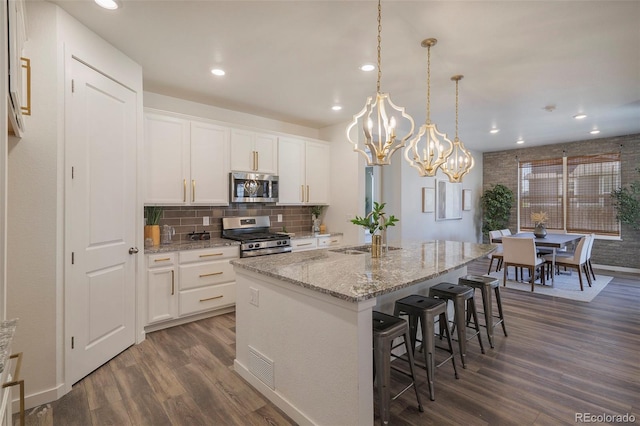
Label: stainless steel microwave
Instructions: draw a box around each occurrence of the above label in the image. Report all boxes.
[229,172,279,203]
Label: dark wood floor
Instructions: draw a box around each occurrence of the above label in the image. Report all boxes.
[24,258,640,425]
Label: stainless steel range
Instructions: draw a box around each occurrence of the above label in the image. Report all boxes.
[222,216,291,258]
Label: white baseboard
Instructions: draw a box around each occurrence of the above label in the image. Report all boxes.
[593,263,640,275]
[14,382,65,412]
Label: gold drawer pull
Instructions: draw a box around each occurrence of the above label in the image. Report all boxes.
[199,253,223,258]
[331,240,338,243]
[297,243,313,247]
[199,271,223,278]
[154,257,171,262]
[200,295,223,302]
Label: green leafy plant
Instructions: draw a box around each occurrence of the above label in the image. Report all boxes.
[481,184,514,237]
[611,167,640,230]
[350,201,399,235]
[310,205,324,219]
[144,206,163,225]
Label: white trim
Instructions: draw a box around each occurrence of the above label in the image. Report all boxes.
[592,263,640,275]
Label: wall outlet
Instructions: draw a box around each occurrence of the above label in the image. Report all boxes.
[203,216,210,226]
[250,287,259,307]
[277,214,283,222]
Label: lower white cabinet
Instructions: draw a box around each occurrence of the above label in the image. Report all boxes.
[318,235,343,248]
[146,245,239,329]
[291,237,318,252]
[147,253,178,324]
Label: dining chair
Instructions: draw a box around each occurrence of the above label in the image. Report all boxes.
[585,233,596,281]
[502,236,546,292]
[544,235,591,291]
[487,230,504,274]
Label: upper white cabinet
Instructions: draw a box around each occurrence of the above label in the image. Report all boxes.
[278,137,330,205]
[230,129,277,174]
[144,111,229,205]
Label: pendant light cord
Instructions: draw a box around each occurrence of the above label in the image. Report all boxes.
[376,0,382,94]
[426,44,431,125]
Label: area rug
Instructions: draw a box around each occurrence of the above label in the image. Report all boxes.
[487,270,612,302]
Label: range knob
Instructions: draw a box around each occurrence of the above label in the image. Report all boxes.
[248,244,254,249]
[254,243,261,248]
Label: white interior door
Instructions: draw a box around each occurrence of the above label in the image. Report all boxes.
[66,58,137,384]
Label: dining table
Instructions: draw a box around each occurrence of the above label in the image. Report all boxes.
[494,232,584,286]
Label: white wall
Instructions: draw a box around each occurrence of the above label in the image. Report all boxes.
[1,0,8,320]
[7,1,143,409]
[319,122,364,245]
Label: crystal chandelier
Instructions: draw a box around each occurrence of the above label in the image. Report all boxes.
[404,38,453,177]
[441,75,474,183]
[346,0,415,166]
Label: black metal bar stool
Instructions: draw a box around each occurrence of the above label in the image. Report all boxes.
[372,311,424,425]
[393,295,458,401]
[458,275,508,348]
[428,282,485,368]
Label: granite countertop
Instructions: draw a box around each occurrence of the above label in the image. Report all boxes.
[231,240,496,302]
[144,238,239,254]
[0,318,18,376]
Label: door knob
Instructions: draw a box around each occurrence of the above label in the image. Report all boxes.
[129,247,139,254]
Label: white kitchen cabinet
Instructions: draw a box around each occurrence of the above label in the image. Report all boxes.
[178,246,238,316]
[144,110,230,205]
[278,137,330,205]
[145,245,239,330]
[291,237,318,252]
[230,128,277,174]
[146,253,178,324]
[318,234,343,248]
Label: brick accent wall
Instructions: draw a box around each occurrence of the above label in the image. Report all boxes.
[483,134,640,270]
[150,204,318,242]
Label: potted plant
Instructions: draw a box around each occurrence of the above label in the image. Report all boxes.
[611,167,640,230]
[144,206,163,246]
[531,211,549,238]
[311,205,324,233]
[351,201,399,257]
[481,184,514,239]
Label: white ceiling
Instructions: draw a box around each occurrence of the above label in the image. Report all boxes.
[47,0,640,152]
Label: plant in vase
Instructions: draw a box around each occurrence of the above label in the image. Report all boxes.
[350,202,399,256]
[531,211,548,238]
[144,206,163,246]
[311,205,324,233]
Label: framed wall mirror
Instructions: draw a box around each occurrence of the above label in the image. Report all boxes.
[436,179,462,220]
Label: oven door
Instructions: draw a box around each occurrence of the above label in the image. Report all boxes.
[230,172,279,203]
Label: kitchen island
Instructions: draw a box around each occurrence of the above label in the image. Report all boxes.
[232,240,495,425]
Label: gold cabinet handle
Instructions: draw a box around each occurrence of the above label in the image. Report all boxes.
[199,253,223,258]
[183,179,187,202]
[331,239,338,243]
[200,295,223,302]
[306,185,310,203]
[301,185,305,203]
[192,179,196,202]
[154,257,171,262]
[171,270,175,295]
[297,243,313,247]
[199,271,223,278]
[255,151,259,171]
[252,151,257,171]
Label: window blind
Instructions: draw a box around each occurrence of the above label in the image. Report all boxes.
[519,158,564,230]
[566,153,620,235]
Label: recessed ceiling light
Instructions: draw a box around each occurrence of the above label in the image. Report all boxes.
[332,105,342,111]
[590,129,600,135]
[360,64,375,72]
[95,0,118,10]
[516,139,524,144]
[210,68,225,76]
[490,128,500,134]
[573,113,587,119]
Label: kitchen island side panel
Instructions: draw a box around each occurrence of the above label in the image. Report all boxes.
[234,268,376,426]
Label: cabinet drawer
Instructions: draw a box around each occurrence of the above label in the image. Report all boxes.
[318,235,343,248]
[291,238,317,251]
[179,260,235,290]
[179,282,235,316]
[147,253,176,268]
[179,246,238,264]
